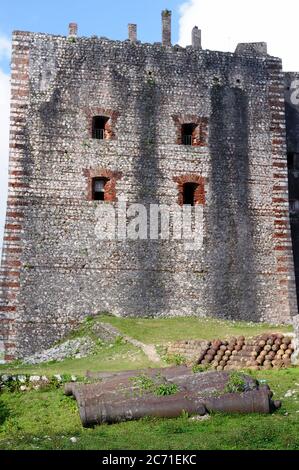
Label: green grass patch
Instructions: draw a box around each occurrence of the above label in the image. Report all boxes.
[192,364,211,374]
[224,371,246,393]
[0,315,293,377]
[0,343,156,377]
[94,314,292,344]
[129,374,179,397]
[154,383,179,397]
[1,367,299,450]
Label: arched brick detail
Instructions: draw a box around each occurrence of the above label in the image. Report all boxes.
[83,168,122,202]
[173,174,206,205]
[172,114,209,146]
[83,107,120,140]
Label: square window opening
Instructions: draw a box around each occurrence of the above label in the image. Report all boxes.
[183,182,199,206]
[92,116,109,140]
[92,177,108,201]
[182,123,197,146]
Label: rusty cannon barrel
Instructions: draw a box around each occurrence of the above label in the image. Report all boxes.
[204,387,281,415]
[65,373,170,400]
[71,386,279,427]
[169,371,258,394]
[75,389,207,427]
[86,365,192,382]
[64,369,280,427]
[65,370,258,399]
[64,382,82,397]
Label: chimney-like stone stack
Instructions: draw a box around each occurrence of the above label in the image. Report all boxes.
[192,26,202,50]
[68,22,78,37]
[162,10,172,46]
[128,24,137,42]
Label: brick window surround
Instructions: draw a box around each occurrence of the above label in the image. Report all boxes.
[83,107,120,140]
[172,114,209,146]
[173,174,206,206]
[84,168,122,202]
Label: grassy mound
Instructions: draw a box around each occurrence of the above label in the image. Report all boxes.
[0,315,297,450]
[0,314,292,376]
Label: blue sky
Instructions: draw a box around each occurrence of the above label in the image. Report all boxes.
[0,0,183,74]
[1,0,299,254]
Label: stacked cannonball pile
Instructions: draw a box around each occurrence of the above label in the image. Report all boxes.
[167,340,210,362]
[245,334,294,370]
[196,334,294,371]
[197,337,245,371]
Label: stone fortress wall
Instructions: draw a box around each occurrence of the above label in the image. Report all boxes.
[0,11,297,361]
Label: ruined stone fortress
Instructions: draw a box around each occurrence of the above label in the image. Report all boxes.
[2,10,299,361]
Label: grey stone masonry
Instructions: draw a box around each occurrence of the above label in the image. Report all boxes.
[192,26,201,50]
[162,10,171,46]
[128,24,137,43]
[68,23,78,38]
[0,14,298,361]
[235,42,268,56]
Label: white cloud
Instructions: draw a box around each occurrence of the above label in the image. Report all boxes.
[0,35,11,61]
[179,0,299,71]
[0,66,10,253]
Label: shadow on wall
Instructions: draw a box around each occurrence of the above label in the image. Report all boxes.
[206,85,258,321]
[285,100,299,307]
[124,76,168,316]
